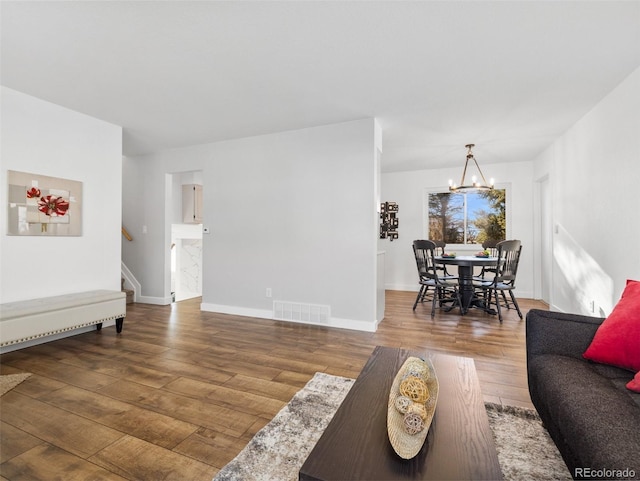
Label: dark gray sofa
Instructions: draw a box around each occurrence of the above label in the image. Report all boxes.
[526,309,640,480]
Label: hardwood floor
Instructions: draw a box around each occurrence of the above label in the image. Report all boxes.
[0,290,546,480]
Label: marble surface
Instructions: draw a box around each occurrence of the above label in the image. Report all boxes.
[177,238,202,301]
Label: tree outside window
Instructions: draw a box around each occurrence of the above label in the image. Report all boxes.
[427,189,506,245]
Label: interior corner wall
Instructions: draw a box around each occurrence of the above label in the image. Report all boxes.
[204,119,378,330]
[0,87,123,303]
[532,67,640,316]
[380,161,535,299]
[122,119,380,331]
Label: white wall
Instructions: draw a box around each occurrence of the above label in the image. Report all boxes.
[0,87,123,304]
[381,161,535,299]
[533,67,640,316]
[122,119,381,331]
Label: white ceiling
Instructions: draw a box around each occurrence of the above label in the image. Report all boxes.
[2,1,639,172]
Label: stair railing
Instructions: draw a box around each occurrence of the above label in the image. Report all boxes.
[122,226,133,241]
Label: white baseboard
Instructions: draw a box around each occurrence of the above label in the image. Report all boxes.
[137,295,172,305]
[513,289,533,299]
[201,303,271,320]
[328,316,378,333]
[200,303,377,332]
[121,261,141,303]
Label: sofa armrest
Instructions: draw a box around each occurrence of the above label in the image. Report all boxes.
[526,309,604,361]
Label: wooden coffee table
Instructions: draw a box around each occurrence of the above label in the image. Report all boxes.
[299,346,502,480]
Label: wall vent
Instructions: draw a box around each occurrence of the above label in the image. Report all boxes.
[273,301,331,324]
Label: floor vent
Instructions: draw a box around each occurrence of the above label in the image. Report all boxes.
[273,301,331,324]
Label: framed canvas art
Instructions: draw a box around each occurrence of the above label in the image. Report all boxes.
[7,170,82,236]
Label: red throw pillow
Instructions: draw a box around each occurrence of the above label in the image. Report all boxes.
[583,279,640,372]
[627,371,640,393]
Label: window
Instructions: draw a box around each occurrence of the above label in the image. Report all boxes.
[427,189,506,245]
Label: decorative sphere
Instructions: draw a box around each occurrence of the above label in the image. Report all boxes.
[395,395,412,414]
[400,376,430,404]
[405,361,429,380]
[407,402,428,420]
[403,412,425,435]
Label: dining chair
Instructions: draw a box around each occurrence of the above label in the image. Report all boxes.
[412,240,462,317]
[474,239,523,322]
[473,239,500,281]
[431,240,457,280]
[482,239,500,256]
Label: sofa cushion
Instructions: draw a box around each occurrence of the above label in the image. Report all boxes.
[583,279,640,372]
[628,372,640,394]
[528,354,640,474]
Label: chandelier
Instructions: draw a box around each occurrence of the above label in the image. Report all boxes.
[449,144,494,192]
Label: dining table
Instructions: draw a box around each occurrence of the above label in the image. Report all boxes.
[435,255,499,315]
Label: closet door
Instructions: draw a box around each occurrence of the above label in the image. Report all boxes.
[182,184,203,224]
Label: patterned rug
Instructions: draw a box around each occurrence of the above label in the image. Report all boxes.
[0,373,32,397]
[485,402,571,480]
[213,372,571,481]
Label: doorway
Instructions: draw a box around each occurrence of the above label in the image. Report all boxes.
[170,170,204,302]
[537,175,552,305]
[171,223,203,302]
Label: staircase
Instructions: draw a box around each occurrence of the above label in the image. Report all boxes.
[121,278,134,304]
[121,228,136,304]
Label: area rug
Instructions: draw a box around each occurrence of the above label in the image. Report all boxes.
[214,372,354,481]
[485,402,572,480]
[213,373,571,481]
[0,373,32,397]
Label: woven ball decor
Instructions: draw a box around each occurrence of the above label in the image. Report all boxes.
[399,376,430,404]
[386,356,439,459]
[405,361,429,380]
[403,412,425,435]
[394,395,412,414]
[407,401,428,421]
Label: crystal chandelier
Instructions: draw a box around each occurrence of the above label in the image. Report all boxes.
[449,144,494,192]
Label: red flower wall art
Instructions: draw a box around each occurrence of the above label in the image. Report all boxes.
[37,195,70,217]
[7,170,82,236]
[26,187,41,199]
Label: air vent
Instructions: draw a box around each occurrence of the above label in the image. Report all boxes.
[273,301,330,324]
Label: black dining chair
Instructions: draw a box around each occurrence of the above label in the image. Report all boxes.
[413,239,446,305]
[473,239,500,281]
[482,239,500,257]
[431,240,457,280]
[474,240,523,322]
[412,240,462,317]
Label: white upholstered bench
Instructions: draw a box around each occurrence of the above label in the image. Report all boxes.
[0,290,126,349]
